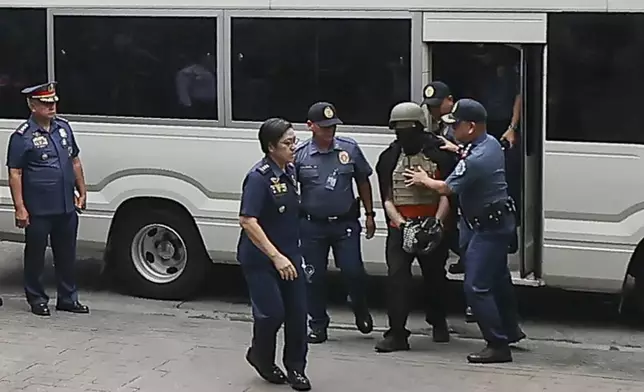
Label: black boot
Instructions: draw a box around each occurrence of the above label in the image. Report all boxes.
[432,320,450,343]
[287,370,311,391]
[245,348,287,384]
[467,344,513,364]
[375,334,410,353]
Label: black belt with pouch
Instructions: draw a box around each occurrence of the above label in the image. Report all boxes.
[300,198,360,223]
[461,198,516,231]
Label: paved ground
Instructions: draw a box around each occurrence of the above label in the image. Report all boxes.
[0,241,644,391]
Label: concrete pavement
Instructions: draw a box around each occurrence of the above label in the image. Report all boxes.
[0,240,643,391]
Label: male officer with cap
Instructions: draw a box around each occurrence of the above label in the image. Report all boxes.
[421,81,456,142]
[295,102,376,344]
[374,102,456,352]
[6,81,89,316]
[403,98,525,363]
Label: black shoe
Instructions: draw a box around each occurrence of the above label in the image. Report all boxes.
[245,348,287,384]
[307,329,327,344]
[287,370,311,391]
[448,260,465,274]
[354,310,373,334]
[467,345,513,364]
[465,306,476,323]
[432,321,450,343]
[30,303,50,317]
[0,297,3,307]
[375,335,410,353]
[56,301,89,314]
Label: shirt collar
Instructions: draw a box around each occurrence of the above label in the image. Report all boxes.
[472,131,488,146]
[310,138,341,155]
[264,157,287,178]
[28,115,57,133]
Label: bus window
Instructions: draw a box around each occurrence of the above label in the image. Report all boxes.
[0,8,47,120]
[54,15,218,120]
[230,17,411,126]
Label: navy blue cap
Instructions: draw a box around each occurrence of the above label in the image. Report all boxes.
[307,102,343,127]
[21,81,59,103]
[421,81,451,107]
[441,98,487,124]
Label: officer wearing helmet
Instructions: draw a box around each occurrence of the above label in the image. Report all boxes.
[373,102,457,352]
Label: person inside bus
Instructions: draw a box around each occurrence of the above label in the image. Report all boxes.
[471,45,521,253]
[374,101,457,352]
[6,81,89,317]
[295,102,376,344]
[237,118,311,391]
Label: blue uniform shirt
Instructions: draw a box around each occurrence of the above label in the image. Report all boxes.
[6,116,80,216]
[295,136,372,217]
[445,133,508,218]
[237,158,300,266]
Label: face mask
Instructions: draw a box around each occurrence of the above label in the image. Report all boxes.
[395,127,425,155]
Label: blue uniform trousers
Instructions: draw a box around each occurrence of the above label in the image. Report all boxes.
[460,216,521,346]
[301,218,367,331]
[243,263,308,373]
[24,212,79,306]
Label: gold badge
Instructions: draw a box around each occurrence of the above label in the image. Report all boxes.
[424,86,435,98]
[338,151,350,165]
[323,106,334,119]
[270,177,280,184]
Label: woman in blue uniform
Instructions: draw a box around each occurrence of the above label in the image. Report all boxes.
[237,118,311,391]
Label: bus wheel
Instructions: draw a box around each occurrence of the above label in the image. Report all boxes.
[111,207,208,300]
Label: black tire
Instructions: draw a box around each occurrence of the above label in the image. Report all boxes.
[111,207,208,300]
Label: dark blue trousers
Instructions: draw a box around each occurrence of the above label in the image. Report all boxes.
[461,216,521,346]
[243,263,308,373]
[300,218,368,331]
[24,212,79,306]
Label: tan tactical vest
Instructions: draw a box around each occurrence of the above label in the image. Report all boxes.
[392,152,440,206]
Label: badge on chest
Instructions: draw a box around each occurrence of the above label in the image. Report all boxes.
[32,134,48,148]
[270,177,288,195]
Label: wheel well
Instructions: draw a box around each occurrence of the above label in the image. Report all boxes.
[103,197,207,266]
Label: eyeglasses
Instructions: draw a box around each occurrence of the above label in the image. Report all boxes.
[280,137,300,148]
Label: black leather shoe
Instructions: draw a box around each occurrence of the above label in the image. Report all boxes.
[30,303,50,317]
[432,321,450,343]
[375,335,410,353]
[0,297,3,307]
[245,348,287,384]
[467,345,513,364]
[465,306,476,323]
[355,310,373,334]
[56,301,89,314]
[307,329,327,344]
[287,370,311,391]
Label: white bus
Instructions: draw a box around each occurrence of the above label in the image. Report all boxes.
[1,0,643,313]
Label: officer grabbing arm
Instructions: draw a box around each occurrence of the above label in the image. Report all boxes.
[373,102,456,353]
[295,102,375,344]
[6,81,89,317]
[403,99,525,364]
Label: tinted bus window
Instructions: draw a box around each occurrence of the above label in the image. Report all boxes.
[54,15,218,120]
[0,8,47,120]
[547,13,644,144]
[231,17,411,126]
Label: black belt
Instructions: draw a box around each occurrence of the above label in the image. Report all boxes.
[300,210,356,223]
[460,198,516,230]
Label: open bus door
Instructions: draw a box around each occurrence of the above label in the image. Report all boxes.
[421,12,545,286]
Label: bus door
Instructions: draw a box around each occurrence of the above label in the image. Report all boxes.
[421,12,545,285]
